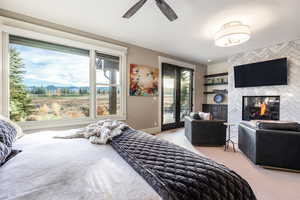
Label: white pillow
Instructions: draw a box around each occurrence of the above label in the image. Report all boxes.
[198,112,211,120]
[0,115,24,140]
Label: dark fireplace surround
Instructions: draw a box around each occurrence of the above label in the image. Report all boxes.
[242,96,280,121]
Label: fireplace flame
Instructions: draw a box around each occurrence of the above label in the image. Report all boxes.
[260,103,267,116]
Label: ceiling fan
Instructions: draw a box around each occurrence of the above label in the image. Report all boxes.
[122,0,178,21]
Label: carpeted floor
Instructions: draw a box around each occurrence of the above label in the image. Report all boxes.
[160,128,300,200]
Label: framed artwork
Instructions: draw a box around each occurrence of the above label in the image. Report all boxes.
[129,64,159,96]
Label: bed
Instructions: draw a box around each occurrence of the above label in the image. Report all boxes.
[0,128,256,200]
[0,129,161,200]
[0,129,201,200]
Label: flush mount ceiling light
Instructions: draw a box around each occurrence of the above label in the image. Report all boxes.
[214,21,251,47]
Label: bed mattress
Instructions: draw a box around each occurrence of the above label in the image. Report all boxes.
[0,128,202,200]
[0,129,162,200]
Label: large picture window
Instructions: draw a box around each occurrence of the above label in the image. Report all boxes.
[9,36,90,122]
[3,32,127,128]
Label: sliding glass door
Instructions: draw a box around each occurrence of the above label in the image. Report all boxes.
[162,63,193,130]
[180,70,193,122]
[162,64,177,127]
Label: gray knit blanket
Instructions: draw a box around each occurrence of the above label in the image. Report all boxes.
[54,119,129,144]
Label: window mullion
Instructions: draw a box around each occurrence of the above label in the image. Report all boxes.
[90,50,97,119]
[120,55,126,118]
[1,32,9,117]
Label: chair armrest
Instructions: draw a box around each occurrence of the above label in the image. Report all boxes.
[257,128,300,136]
[185,117,225,124]
[197,120,226,123]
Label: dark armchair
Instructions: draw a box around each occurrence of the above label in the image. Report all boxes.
[185,116,226,146]
[239,121,300,171]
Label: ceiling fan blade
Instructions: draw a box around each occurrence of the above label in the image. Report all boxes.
[123,0,148,19]
[155,0,178,21]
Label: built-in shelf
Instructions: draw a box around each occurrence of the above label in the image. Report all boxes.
[203,92,215,94]
[204,72,228,78]
[204,82,228,86]
[203,89,228,95]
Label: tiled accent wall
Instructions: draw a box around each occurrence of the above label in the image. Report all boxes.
[228,39,300,128]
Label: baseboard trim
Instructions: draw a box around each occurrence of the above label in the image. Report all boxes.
[261,166,300,173]
[140,127,161,135]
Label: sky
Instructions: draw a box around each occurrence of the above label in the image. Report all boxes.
[11,44,90,87]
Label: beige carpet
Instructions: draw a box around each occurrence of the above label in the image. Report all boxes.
[161,129,300,200]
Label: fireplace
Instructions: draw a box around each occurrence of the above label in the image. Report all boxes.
[242,96,280,121]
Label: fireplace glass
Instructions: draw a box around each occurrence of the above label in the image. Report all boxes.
[242,96,280,121]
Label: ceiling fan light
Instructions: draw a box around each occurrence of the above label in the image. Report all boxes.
[214,21,251,47]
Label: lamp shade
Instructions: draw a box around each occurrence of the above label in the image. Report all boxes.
[215,21,251,47]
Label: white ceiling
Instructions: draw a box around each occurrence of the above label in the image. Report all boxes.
[1,0,300,63]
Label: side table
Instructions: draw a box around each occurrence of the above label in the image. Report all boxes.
[224,123,236,152]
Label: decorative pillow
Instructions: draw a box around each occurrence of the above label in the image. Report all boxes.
[190,112,201,120]
[0,114,23,140]
[0,142,11,165]
[0,120,17,147]
[199,112,212,120]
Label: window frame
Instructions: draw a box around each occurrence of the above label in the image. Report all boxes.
[0,24,127,131]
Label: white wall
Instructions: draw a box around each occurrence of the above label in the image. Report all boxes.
[228,39,300,125]
[207,61,228,75]
[206,61,229,104]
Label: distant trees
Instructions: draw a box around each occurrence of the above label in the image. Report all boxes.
[31,87,46,95]
[60,88,71,95]
[29,86,89,96]
[9,48,33,121]
[79,88,89,95]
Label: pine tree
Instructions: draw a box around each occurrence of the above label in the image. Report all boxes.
[9,47,33,121]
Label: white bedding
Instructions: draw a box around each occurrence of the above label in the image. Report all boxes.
[0,129,202,200]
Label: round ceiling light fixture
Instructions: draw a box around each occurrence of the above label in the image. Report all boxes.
[214,21,251,47]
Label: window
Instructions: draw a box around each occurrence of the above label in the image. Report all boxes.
[95,53,121,116]
[2,31,127,128]
[9,36,90,122]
